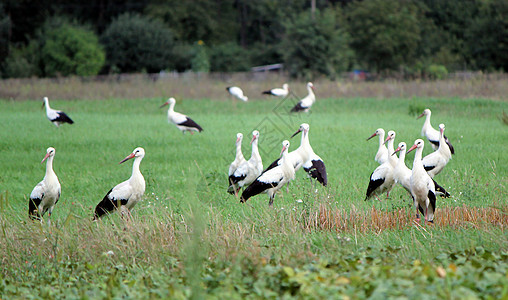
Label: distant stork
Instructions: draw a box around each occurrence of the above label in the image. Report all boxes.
[43,97,74,127]
[417,108,454,154]
[29,147,61,221]
[290,82,315,113]
[407,139,437,223]
[94,147,146,220]
[262,83,289,98]
[421,124,452,178]
[366,128,388,165]
[228,131,263,195]
[228,133,247,187]
[241,140,295,206]
[160,98,203,134]
[226,86,248,102]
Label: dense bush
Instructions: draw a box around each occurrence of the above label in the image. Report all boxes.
[209,42,251,72]
[100,13,174,73]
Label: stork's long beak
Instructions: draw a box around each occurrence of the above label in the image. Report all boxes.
[41,153,50,163]
[159,101,169,108]
[236,136,241,143]
[407,144,418,154]
[392,147,401,156]
[250,135,256,145]
[42,101,45,109]
[366,132,376,141]
[119,153,136,164]
[291,128,302,138]
[417,112,425,119]
[383,136,391,145]
[280,145,287,156]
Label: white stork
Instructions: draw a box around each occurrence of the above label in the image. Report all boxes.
[417,108,454,154]
[264,123,327,186]
[365,130,397,202]
[160,98,203,134]
[226,86,248,102]
[94,147,146,220]
[29,147,61,221]
[290,82,315,113]
[366,128,388,165]
[228,133,247,186]
[241,140,295,206]
[383,130,398,168]
[421,123,452,178]
[407,139,437,223]
[262,83,289,98]
[227,131,263,194]
[43,97,74,127]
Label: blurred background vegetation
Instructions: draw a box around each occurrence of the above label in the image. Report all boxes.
[0,0,506,80]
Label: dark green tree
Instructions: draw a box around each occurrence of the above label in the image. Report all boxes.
[209,42,251,72]
[100,13,174,73]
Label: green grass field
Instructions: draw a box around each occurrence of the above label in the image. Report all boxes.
[0,93,507,298]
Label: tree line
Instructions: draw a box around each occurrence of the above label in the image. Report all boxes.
[0,0,506,80]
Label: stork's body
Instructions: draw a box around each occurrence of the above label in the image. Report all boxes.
[241,140,295,206]
[29,147,61,221]
[43,97,74,127]
[94,147,146,219]
[290,82,315,113]
[418,109,454,154]
[226,86,248,102]
[408,139,437,222]
[422,124,452,178]
[365,160,395,201]
[228,131,263,194]
[367,128,388,165]
[262,83,289,97]
[160,98,203,134]
[228,133,247,186]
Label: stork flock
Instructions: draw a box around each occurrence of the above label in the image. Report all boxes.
[364,109,454,223]
[29,85,452,226]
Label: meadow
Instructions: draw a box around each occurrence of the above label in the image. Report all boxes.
[0,76,507,299]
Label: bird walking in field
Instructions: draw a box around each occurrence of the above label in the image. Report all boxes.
[290,82,315,113]
[241,140,295,206]
[228,131,263,195]
[417,108,454,154]
[43,97,74,127]
[226,86,248,102]
[367,128,388,165]
[407,139,437,223]
[29,147,61,222]
[422,124,452,178]
[228,133,247,187]
[262,83,289,98]
[94,147,146,220]
[160,98,203,134]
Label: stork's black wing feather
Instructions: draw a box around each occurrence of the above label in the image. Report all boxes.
[241,180,277,203]
[290,102,306,113]
[444,134,454,154]
[53,111,74,124]
[424,165,436,172]
[432,179,450,198]
[29,196,43,220]
[178,117,203,132]
[93,189,129,219]
[365,176,384,200]
[263,159,280,173]
[428,190,437,214]
[303,160,327,186]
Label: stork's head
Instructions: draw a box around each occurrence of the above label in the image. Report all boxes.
[367,128,385,141]
[42,97,49,108]
[283,83,289,91]
[393,142,406,156]
[236,133,243,144]
[291,123,310,138]
[250,130,260,144]
[307,82,315,90]
[160,97,176,108]
[281,140,290,156]
[407,139,424,154]
[439,123,445,134]
[120,147,145,164]
[383,130,396,145]
[41,147,56,163]
[417,108,431,119]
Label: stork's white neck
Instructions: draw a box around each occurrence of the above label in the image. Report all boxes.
[307,85,315,98]
[422,113,432,134]
[130,156,143,180]
[44,98,52,113]
[250,139,261,163]
[44,155,55,180]
[412,147,424,171]
[235,139,244,161]
[387,139,397,165]
[397,149,406,164]
[168,101,176,113]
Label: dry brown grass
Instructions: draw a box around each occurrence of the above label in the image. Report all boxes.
[1,72,508,101]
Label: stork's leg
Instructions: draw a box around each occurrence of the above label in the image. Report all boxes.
[414,201,420,222]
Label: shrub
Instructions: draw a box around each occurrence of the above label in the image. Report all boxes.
[426,64,448,80]
[209,42,251,72]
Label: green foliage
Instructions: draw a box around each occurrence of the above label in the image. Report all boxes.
[2,43,39,78]
[209,42,251,72]
[0,3,10,66]
[191,41,210,73]
[41,23,105,77]
[346,0,422,72]
[426,64,449,80]
[282,8,353,79]
[100,13,174,73]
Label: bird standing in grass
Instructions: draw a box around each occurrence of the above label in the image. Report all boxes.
[290,82,315,113]
[228,133,247,187]
[226,86,248,102]
[228,131,263,195]
[422,124,452,178]
[262,83,289,98]
[160,98,203,134]
[29,147,61,222]
[417,108,454,154]
[366,128,388,165]
[94,147,146,220]
[43,97,74,127]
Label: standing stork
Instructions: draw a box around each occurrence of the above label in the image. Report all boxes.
[262,83,289,98]
[383,130,398,168]
[241,140,295,206]
[417,108,454,154]
[226,86,248,102]
[364,157,395,201]
[228,133,247,186]
[94,147,146,220]
[160,98,203,134]
[407,139,437,223]
[29,147,61,221]
[43,97,74,127]
[422,124,452,178]
[366,128,388,165]
[290,82,315,113]
[228,131,263,195]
